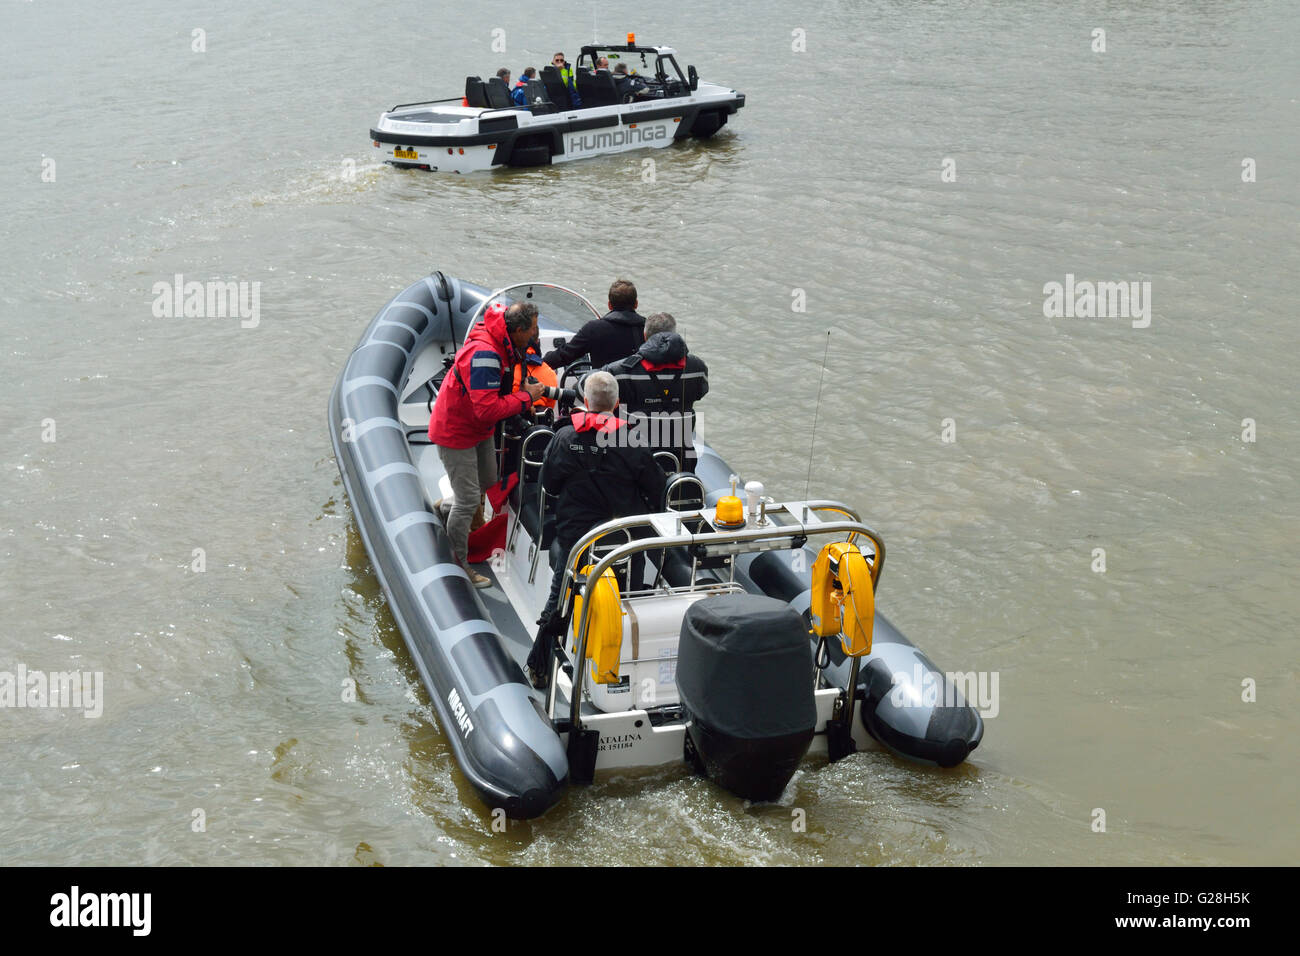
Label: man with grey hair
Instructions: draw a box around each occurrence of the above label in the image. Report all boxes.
[429,301,544,587]
[602,312,710,472]
[525,370,665,687]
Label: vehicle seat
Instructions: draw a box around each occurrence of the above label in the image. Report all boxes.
[574,69,598,108]
[520,482,557,548]
[485,77,514,109]
[540,66,572,108]
[464,76,489,108]
[589,69,619,107]
[663,472,705,511]
[524,80,554,113]
[653,450,682,474]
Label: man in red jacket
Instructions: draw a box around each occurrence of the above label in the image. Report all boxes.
[429,301,544,587]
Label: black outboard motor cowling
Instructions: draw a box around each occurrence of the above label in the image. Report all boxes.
[676,594,816,801]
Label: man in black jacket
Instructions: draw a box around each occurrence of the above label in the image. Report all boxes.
[541,278,645,371]
[602,312,710,472]
[525,370,666,688]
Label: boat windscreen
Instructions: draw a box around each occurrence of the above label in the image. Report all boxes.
[577,47,677,81]
[473,283,602,337]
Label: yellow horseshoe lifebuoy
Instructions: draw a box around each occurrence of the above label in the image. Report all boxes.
[810,542,874,656]
[571,564,625,684]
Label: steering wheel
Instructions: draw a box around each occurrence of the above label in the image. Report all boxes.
[559,359,591,394]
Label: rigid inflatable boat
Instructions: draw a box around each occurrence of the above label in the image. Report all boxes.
[370,39,744,173]
[328,274,983,819]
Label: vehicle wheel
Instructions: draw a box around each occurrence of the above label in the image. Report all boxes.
[690,110,726,139]
[510,143,552,167]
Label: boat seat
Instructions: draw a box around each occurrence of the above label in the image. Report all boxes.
[540,66,573,108]
[594,70,621,107]
[552,538,640,595]
[574,69,608,108]
[524,80,555,113]
[517,425,554,486]
[582,69,619,107]
[659,548,696,588]
[518,480,556,548]
[464,76,490,108]
[485,77,514,109]
[662,472,704,511]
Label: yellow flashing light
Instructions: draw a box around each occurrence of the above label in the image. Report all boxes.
[714,495,745,528]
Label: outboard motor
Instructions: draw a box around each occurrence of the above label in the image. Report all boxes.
[676,594,816,801]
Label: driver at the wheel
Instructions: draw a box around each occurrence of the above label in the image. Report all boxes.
[541,278,645,372]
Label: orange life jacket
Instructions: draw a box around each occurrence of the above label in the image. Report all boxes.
[512,349,557,409]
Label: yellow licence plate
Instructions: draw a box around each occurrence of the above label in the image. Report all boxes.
[394,148,418,160]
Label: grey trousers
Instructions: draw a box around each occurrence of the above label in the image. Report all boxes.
[437,438,497,564]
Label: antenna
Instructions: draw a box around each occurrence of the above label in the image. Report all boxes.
[804,330,831,499]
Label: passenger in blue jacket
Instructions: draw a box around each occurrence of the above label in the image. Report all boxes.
[511,67,538,106]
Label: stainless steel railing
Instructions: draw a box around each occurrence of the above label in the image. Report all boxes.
[550,500,885,730]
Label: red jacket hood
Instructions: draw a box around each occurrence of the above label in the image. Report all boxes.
[474,302,513,355]
[641,357,687,372]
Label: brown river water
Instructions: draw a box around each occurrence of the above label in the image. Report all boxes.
[1,0,1296,864]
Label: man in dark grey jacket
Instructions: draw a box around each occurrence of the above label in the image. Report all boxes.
[602,312,709,472]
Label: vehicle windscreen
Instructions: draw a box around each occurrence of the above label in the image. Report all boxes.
[578,48,687,87]
[472,283,602,337]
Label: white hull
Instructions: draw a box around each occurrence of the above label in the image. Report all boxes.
[371,81,744,174]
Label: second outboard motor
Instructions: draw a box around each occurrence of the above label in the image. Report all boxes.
[676,594,816,801]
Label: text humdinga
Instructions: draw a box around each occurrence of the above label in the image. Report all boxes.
[151,273,260,328]
[1042,273,1151,328]
[568,123,668,155]
[0,665,103,717]
[50,886,151,936]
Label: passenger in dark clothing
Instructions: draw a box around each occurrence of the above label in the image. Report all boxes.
[525,370,666,688]
[541,278,645,371]
[602,312,710,472]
